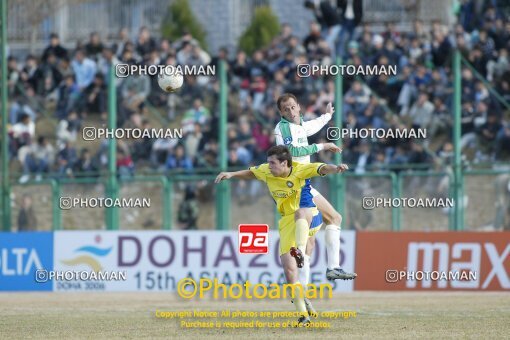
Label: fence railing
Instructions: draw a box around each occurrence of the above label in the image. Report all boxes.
[8,168,510,232]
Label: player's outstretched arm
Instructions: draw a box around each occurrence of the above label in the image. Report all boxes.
[302,102,334,137]
[318,163,349,176]
[214,170,256,183]
[322,142,343,153]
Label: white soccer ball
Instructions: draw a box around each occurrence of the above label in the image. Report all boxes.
[158,72,184,93]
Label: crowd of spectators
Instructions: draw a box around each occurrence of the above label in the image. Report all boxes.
[5,0,510,188]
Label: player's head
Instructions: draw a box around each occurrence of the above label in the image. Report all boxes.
[277,93,301,124]
[267,145,292,177]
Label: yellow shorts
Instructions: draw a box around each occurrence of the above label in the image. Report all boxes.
[278,208,323,256]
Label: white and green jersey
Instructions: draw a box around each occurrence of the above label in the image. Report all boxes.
[274,113,332,164]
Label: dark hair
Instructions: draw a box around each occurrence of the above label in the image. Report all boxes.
[304,1,315,9]
[267,145,292,167]
[277,93,298,111]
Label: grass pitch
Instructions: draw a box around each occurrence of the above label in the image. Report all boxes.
[1,292,509,339]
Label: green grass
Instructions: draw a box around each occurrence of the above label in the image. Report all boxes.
[0,292,509,339]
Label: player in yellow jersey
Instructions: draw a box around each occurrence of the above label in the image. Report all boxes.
[215,145,349,326]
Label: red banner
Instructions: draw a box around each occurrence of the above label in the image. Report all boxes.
[354,232,510,291]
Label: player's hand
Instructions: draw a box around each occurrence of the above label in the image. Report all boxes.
[215,172,232,183]
[336,164,349,173]
[323,143,342,153]
[326,102,335,116]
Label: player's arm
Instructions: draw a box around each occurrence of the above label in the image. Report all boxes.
[275,123,342,156]
[214,170,256,183]
[302,102,334,137]
[295,162,349,179]
[318,163,349,176]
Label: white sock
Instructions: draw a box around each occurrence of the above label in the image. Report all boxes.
[298,254,310,286]
[325,225,340,270]
[293,291,308,317]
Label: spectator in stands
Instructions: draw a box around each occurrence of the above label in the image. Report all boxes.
[132,119,155,162]
[17,194,37,231]
[57,141,78,178]
[360,95,386,129]
[474,81,490,104]
[55,75,80,120]
[9,95,37,125]
[431,30,452,67]
[487,48,509,82]
[97,47,120,80]
[71,49,97,91]
[82,73,107,118]
[495,122,510,161]
[252,125,273,162]
[56,111,80,148]
[56,56,74,80]
[120,73,150,113]
[344,80,370,116]
[477,29,496,59]
[304,0,341,56]
[136,26,157,58]
[182,98,211,133]
[408,92,435,133]
[337,0,363,58]
[389,145,409,173]
[303,21,323,54]
[166,144,193,171]
[34,52,63,96]
[177,186,199,230]
[151,137,178,170]
[5,0,510,197]
[19,136,55,183]
[7,56,20,97]
[184,123,203,163]
[408,140,432,169]
[351,141,374,174]
[467,47,488,77]
[9,113,35,158]
[231,50,251,108]
[114,27,131,57]
[19,55,38,91]
[84,32,104,61]
[116,148,135,178]
[476,113,502,161]
[429,97,452,138]
[42,33,68,62]
[74,148,99,177]
[237,120,256,155]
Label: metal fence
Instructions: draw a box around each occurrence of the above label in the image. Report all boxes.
[7,0,456,47]
[363,0,455,25]
[9,169,509,232]
[8,0,169,43]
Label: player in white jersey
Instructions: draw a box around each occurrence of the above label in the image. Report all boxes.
[274,93,357,286]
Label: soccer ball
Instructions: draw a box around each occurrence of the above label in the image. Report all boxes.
[158,72,184,93]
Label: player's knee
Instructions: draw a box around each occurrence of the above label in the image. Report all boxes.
[295,208,307,220]
[328,212,342,227]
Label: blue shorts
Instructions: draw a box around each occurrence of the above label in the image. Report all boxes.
[299,179,316,208]
[310,210,323,229]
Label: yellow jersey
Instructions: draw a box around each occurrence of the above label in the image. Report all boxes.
[249,161,326,217]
